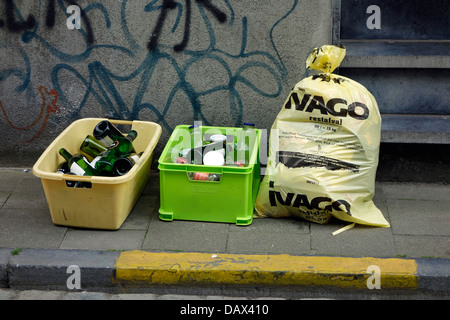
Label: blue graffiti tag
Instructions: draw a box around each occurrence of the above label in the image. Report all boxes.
[1,0,299,136]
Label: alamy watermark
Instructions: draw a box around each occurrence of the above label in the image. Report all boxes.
[66,265,81,290]
[66,5,81,30]
[66,4,381,32]
[366,5,381,30]
[367,265,381,290]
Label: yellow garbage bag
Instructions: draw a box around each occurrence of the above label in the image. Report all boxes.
[255,45,389,227]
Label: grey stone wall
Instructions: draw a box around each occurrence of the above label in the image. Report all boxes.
[0,0,332,166]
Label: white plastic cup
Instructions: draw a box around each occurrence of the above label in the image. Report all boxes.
[203,150,225,166]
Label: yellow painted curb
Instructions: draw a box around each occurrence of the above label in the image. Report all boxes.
[114,251,418,290]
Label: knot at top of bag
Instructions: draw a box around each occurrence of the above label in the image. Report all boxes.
[306,44,346,74]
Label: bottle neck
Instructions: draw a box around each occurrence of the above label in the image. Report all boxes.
[243,123,255,130]
[59,148,73,162]
[126,130,138,142]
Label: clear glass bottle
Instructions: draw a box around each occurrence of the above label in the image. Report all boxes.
[205,133,234,144]
[189,124,203,148]
[186,147,203,165]
[236,122,255,166]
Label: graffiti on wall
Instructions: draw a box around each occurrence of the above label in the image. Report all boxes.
[0,85,60,142]
[0,0,298,143]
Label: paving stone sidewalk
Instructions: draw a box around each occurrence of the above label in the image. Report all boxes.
[0,168,449,299]
[0,168,449,259]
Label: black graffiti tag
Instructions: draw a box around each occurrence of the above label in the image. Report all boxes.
[0,0,36,32]
[147,0,227,52]
[0,0,94,44]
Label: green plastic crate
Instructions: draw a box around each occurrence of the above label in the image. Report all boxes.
[158,125,261,226]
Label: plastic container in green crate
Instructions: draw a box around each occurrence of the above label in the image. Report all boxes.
[158,125,261,225]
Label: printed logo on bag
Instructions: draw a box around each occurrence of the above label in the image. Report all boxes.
[284,92,370,120]
[268,181,352,217]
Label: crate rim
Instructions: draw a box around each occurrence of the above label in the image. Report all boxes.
[158,124,261,174]
[32,118,162,185]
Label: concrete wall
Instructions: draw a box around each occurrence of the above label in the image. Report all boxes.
[0,0,332,166]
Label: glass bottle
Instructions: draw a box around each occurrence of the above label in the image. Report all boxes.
[58,148,99,176]
[56,161,70,174]
[236,122,255,166]
[187,172,221,181]
[208,134,227,143]
[179,148,190,158]
[79,135,108,160]
[186,147,203,165]
[110,129,137,155]
[64,172,83,188]
[112,153,140,176]
[92,120,125,147]
[91,155,114,176]
[189,124,203,148]
[204,133,234,144]
[93,130,138,175]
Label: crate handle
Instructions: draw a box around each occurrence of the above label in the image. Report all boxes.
[60,174,94,189]
[108,119,134,126]
[61,174,93,182]
[186,171,223,182]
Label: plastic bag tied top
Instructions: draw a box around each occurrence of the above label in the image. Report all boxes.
[306,44,346,74]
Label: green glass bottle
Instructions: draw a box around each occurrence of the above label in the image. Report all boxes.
[58,148,100,176]
[107,130,137,155]
[90,155,114,176]
[113,153,140,176]
[79,135,108,160]
[56,162,90,188]
[92,130,138,176]
[55,161,69,174]
[92,120,125,147]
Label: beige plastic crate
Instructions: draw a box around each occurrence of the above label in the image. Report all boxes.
[33,118,162,230]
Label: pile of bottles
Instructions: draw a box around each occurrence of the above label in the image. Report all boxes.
[171,123,256,182]
[57,120,142,186]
